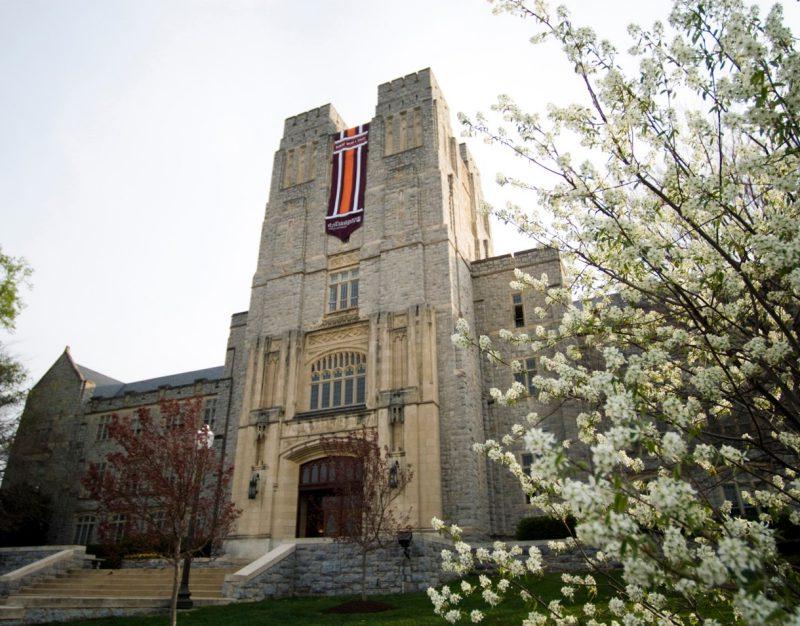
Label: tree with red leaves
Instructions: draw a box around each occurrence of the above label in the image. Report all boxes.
[83,398,239,626]
[322,429,412,602]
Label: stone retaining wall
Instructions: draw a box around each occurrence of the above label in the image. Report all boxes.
[224,537,451,601]
[0,549,56,576]
[0,547,88,598]
[224,536,608,602]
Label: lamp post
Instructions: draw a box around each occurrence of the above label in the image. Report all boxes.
[397,530,412,593]
[177,425,214,610]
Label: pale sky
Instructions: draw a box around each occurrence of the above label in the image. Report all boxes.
[2,0,796,387]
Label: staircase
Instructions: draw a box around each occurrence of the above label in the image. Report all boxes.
[1,566,238,622]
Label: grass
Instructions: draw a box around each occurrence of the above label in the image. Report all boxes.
[45,572,614,626]
[45,571,735,625]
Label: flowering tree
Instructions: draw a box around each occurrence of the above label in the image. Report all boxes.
[84,398,239,626]
[322,429,412,602]
[0,247,31,480]
[433,0,800,624]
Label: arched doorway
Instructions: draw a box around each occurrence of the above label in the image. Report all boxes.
[296,456,361,538]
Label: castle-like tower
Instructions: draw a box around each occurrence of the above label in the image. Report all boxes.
[4,68,573,553]
[224,69,495,554]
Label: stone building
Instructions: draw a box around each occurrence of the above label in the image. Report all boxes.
[3,68,573,554]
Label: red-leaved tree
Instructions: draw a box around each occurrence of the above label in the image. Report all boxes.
[83,398,239,626]
[322,429,412,602]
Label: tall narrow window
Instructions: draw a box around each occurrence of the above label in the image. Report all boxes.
[513,358,537,396]
[309,352,366,411]
[110,513,127,542]
[73,515,96,545]
[390,402,404,452]
[328,268,359,313]
[203,397,218,430]
[513,294,525,328]
[96,415,112,442]
[521,453,533,503]
[722,482,756,517]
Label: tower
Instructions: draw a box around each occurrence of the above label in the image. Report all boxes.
[224,69,494,555]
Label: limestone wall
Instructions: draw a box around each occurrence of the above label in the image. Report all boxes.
[472,247,582,536]
[224,538,448,601]
[228,68,493,543]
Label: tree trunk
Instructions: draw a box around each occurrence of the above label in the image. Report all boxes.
[361,550,367,602]
[170,538,182,626]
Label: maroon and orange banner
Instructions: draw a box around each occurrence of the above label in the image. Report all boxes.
[326,123,369,242]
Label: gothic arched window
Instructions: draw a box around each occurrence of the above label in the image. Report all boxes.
[309,352,366,411]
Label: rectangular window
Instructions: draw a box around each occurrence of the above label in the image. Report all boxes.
[73,515,96,545]
[513,294,525,328]
[321,381,331,408]
[203,397,218,430]
[332,379,342,407]
[521,453,533,503]
[344,378,354,406]
[151,510,166,530]
[722,481,756,517]
[96,415,112,442]
[328,268,359,313]
[513,358,537,396]
[110,514,127,543]
[356,375,366,404]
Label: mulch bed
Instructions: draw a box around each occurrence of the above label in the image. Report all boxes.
[324,600,395,614]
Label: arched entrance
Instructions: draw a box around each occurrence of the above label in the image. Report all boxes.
[296,456,361,538]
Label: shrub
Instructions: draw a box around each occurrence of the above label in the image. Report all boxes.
[0,484,50,546]
[515,515,574,541]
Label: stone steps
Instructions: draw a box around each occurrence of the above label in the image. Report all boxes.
[15,588,224,597]
[0,605,24,621]
[1,566,238,621]
[4,596,234,608]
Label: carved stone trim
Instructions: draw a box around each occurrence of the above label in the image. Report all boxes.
[327,251,359,270]
[249,406,284,426]
[306,323,369,353]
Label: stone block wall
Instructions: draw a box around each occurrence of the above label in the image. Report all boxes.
[224,538,450,601]
[0,546,87,598]
[0,549,56,577]
[471,247,583,536]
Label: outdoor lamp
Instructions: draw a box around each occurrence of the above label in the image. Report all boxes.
[248,471,260,499]
[397,530,412,559]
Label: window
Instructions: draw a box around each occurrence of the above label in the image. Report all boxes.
[722,482,756,517]
[390,401,405,452]
[521,453,533,503]
[110,514,127,542]
[513,294,525,328]
[204,397,218,430]
[328,268,359,313]
[73,515,96,545]
[309,352,366,411]
[514,357,537,396]
[151,510,166,530]
[96,415,112,442]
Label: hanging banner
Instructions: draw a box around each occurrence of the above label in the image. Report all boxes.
[326,123,369,242]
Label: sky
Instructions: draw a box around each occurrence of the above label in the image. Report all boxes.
[1,0,797,387]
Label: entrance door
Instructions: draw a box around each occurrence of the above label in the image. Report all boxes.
[296,457,359,538]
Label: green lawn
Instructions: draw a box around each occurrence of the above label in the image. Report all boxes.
[47,573,613,626]
[47,571,734,625]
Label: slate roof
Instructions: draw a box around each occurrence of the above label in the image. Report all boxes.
[90,366,226,399]
[75,364,123,388]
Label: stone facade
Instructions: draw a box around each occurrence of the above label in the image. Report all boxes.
[2,349,236,546]
[4,68,589,553]
[223,538,449,601]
